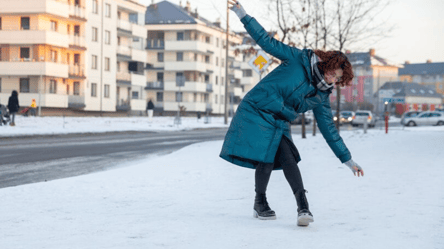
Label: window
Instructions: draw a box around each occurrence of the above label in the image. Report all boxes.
[216,38,219,47]
[66,84,70,95]
[176,92,183,102]
[194,53,198,61]
[0,17,2,30]
[222,77,224,86]
[215,94,218,104]
[157,52,164,62]
[67,25,71,34]
[243,69,252,77]
[105,4,111,17]
[21,17,30,30]
[205,36,210,44]
[157,72,164,82]
[221,58,224,67]
[74,54,80,65]
[92,55,97,69]
[104,84,110,98]
[49,80,57,94]
[177,52,183,62]
[215,76,218,85]
[74,82,80,95]
[50,50,57,62]
[91,83,97,97]
[221,95,224,104]
[204,75,210,83]
[117,62,120,72]
[92,27,98,42]
[177,32,184,41]
[50,21,57,31]
[205,56,210,64]
[20,78,30,93]
[156,92,163,102]
[117,36,121,46]
[216,57,218,66]
[105,31,110,44]
[0,78,2,92]
[176,72,185,86]
[20,48,30,59]
[0,48,2,61]
[92,0,98,14]
[132,91,139,99]
[105,57,110,71]
[74,25,80,36]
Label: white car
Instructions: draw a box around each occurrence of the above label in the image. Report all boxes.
[403,111,444,126]
[351,111,376,127]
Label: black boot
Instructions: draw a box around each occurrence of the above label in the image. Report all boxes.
[295,189,314,226]
[253,193,276,220]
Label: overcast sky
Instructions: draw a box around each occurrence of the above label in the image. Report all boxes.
[140,0,444,64]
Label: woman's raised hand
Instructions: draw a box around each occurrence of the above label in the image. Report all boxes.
[228,1,247,19]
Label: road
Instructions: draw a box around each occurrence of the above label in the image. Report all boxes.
[0,122,399,189]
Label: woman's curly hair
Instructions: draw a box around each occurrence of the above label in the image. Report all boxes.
[314,50,354,87]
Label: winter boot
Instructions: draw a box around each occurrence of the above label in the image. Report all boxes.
[295,189,314,226]
[253,193,276,220]
[10,122,15,127]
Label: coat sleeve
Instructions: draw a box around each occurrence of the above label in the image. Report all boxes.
[253,88,298,122]
[313,99,352,163]
[241,15,301,62]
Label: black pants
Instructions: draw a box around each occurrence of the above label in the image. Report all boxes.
[255,136,304,195]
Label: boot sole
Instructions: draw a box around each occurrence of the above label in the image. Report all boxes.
[253,210,276,220]
[297,213,314,226]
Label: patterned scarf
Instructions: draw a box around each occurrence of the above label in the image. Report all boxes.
[311,54,334,92]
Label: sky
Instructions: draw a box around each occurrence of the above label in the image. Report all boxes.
[1,124,443,248]
[140,0,444,65]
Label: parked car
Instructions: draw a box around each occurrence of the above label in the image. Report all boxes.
[291,113,312,125]
[400,111,421,125]
[351,110,376,127]
[403,111,444,126]
[340,111,355,124]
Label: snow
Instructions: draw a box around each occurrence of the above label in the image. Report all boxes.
[1,122,444,248]
[0,115,230,137]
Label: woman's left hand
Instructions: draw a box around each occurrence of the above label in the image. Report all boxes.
[344,159,364,177]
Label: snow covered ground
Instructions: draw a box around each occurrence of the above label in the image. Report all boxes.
[0,115,230,137]
[1,125,443,249]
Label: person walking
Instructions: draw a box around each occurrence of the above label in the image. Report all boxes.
[220,1,364,227]
[7,90,20,126]
[29,98,37,116]
[146,99,155,122]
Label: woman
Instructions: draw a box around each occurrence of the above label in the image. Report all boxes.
[7,90,20,127]
[220,1,364,227]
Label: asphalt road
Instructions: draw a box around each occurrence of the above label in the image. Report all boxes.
[0,122,398,189]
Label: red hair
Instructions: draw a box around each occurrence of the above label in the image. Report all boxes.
[314,50,354,87]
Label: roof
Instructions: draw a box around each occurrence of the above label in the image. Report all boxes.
[398,62,444,75]
[377,81,443,98]
[144,0,220,29]
[346,52,402,68]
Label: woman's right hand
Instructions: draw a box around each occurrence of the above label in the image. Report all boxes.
[228,1,247,19]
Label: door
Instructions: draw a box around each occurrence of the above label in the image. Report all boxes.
[417,112,429,125]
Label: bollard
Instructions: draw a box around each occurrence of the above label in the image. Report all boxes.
[363,120,368,134]
[384,112,389,134]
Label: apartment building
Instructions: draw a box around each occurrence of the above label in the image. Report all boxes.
[0,0,148,115]
[144,1,245,115]
[399,60,444,96]
[0,0,88,112]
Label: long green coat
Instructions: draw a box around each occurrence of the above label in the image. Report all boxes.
[219,15,351,170]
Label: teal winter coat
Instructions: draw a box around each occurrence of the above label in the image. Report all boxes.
[219,15,351,170]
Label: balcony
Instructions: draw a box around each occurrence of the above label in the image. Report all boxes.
[164,61,213,73]
[117,19,132,32]
[116,99,131,111]
[69,35,86,49]
[68,95,85,109]
[206,84,213,92]
[0,30,69,48]
[1,0,70,18]
[241,77,256,85]
[145,81,164,90]
[117,46,132,57]
[69,64,85,78]
[146,39,165,49]
[164,101,207,112]
[0,60,68,78]
[69,5,86,20]
[164,81,209,93]
[165,40,214,54]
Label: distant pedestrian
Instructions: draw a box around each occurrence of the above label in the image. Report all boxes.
[29,99,37,116]
[197,111,201,121]
[221,1,364,227]
[146,99,155,122]
[7,90,20,126]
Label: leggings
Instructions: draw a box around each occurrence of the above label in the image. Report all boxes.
[255,137,304,195]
